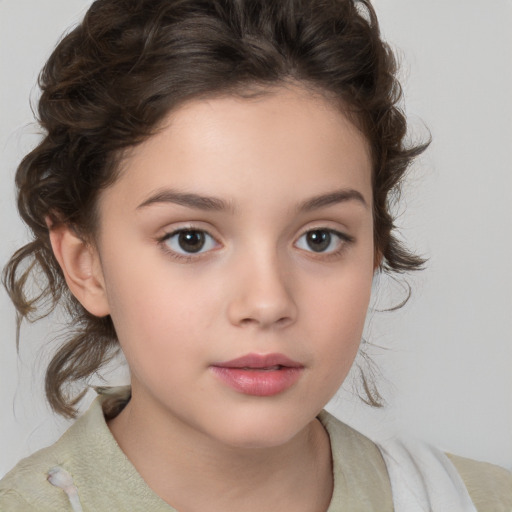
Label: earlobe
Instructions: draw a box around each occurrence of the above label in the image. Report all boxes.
[48,224,110,317]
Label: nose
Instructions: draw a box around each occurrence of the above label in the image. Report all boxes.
[226,249,298,329]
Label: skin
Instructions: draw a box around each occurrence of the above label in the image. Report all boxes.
[50,85,375,511]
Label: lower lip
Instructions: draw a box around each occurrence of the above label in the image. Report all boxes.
[210,366,303,396]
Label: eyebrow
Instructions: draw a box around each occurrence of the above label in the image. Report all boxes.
[136,187,367,213]
[137,189,234,212]
[297,189,368,212]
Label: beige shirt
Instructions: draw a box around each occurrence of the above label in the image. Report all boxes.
[1,390,511,511]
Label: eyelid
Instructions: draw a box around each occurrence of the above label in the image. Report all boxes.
[294,227,354,256]
[155,223,353,262]
[158,225,221,261]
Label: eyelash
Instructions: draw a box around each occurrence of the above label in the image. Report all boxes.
[295,228,354,259]
[158,227,220,262]
[157,227,354,262]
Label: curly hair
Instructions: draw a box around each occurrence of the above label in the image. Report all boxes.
[3,0,427,417]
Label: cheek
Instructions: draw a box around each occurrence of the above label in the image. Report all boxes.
[103,257,230,375]
[100,250,211,361]
[306,262,374,364]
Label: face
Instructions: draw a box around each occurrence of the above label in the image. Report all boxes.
[93,86,375,449]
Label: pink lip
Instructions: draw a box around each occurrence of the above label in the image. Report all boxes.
[210,353,304,397]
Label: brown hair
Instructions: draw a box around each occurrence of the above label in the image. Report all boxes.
[3,0,427,417]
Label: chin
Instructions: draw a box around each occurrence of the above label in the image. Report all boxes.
[208,407,315,450]
[219,428,301,450]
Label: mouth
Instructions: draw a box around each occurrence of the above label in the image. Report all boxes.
[238,365,282,371]
[212,353,303,370]
[210,353,304,396]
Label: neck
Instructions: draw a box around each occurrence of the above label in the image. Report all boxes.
[108,387,333,512]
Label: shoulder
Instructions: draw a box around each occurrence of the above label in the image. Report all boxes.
[318,409,383,457]
[0,488,37,511]
[0,440,77,511]
[0,387,168,511]
[318,409,390,473]
[447,453,512,512]
[320,411,512,512]
[0,488,35,511]
[0,391,120,511]
[318,410,394,511]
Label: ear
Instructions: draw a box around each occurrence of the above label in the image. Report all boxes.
[48,224,110,317]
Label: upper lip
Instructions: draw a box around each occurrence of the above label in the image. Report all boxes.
[212,353,303,369]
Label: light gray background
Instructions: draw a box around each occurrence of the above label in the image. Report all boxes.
[1,0,511,477]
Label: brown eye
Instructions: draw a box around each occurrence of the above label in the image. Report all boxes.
[305,230,331,252]
[163,229,218,255]
[178,230,205,253]
[295,228,351,254]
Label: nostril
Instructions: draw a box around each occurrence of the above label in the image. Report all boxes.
[238,315,292,328]
[276,316,292,326]
[226,272,298,328]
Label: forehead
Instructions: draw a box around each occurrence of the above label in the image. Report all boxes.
[160,85,371,164]
[104,85,373,213]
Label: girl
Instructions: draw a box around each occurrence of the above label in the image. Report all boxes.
[1,0,511,510]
